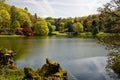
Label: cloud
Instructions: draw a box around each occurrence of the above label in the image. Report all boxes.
[7,0,55,17]
[6,0,110,18]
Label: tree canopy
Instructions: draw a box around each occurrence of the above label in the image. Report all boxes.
[33,17,49,36]
[72,22,83,34]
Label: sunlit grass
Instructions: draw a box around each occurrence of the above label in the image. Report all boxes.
[0,35,25,37]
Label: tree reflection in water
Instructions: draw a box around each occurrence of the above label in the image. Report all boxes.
[97,34,120,78]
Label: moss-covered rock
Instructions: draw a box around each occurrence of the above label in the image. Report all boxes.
[0,48,16,68]
[39,58,67,80]
[0,49,68,80]
[23,58,68,80]
[23,67,40,80]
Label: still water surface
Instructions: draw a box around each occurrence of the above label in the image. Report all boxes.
[0,36,117,80]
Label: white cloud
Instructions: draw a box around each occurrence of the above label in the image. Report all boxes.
[6,0,111,18]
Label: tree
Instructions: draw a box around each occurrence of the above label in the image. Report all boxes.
[72,22,83,34]
[10,6,17,24]
[22,21,30,28]
[16,11,31,28]
[0,9,10,29]
[91,20,99,35]
[33,17,49,36]
[11,20,20,29]
[98,0,120,33]
[45,17,55,25]
[24,7,28,11]
[98,0,120,17]
[34,13,37,20]
[66,18,74,32]
[59,22,65,32]
[47,22,55,35]
[98,34,120,78]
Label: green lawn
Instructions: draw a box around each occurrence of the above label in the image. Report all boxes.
[0,35,25,37]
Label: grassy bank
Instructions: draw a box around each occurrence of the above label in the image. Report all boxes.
[0,35,25,37]
[0,68,24,80]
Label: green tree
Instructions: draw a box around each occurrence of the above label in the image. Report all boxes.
[34,13,37,20]
[98,34,120,78]
[16,11,31,28]
[45,17,55,25]
[98,0,120,17]
[22,21,30,28]
[59,22,65,32]
[72,22,83,34]
[66,18,74,32]
[0,9,10,29]
[98,0,120,33]
[47,22,55,35]
[92,20,99,35]
[10,6,17,24]
[33,17,49,36]
[11,20,20,29]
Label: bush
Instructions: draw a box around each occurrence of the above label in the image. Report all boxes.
[22,28,33,36]
[15,28,33,36]
[33,18,49,36]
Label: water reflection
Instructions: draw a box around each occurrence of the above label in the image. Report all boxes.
[65,57,118,80]
[0,37,111,80]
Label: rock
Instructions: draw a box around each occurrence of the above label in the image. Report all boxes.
[0,48,15,68]
[23,67,40,80]
[23,58,68,80]
[40,58,68,80]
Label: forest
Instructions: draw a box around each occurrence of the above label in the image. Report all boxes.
[0,0,119,37]
[0,0,120,80]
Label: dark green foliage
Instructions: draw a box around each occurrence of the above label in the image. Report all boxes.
[23,67,40,80]
[98,0,120,33]
[22,21,30,28]
[92,26,99,35]
[97,34,120,78]
[10,6,17,25]
[111,54,120,76]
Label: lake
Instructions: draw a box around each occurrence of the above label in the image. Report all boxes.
[0,36,118,80]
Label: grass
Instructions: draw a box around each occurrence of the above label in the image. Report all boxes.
[51,31,67,36]
[0,35,25,37]
[0,68,24,80]
[77,32,93,38]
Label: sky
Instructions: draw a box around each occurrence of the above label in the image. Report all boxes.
[6,0,110,18]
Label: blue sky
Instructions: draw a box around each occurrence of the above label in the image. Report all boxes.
[6,0,110,18]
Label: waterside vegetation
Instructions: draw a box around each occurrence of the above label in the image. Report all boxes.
[0,48,67,80]
[0,0,119,37]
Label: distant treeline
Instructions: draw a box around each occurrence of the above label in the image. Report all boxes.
[0,0,119,36]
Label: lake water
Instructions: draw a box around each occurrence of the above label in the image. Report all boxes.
[0,36,118,80]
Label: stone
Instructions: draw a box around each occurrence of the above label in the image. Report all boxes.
[0,48,15,68]
[40,58,67,80]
